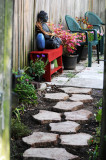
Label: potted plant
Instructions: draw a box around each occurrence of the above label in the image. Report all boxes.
[48,23,83,69]
[28,54,48,82]
[76,17,103,59]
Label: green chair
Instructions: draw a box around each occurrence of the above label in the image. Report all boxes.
[85,11,105,55]
[65,15,99,67]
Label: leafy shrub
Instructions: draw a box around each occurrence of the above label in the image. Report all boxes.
[14,73,37,104]
[88,98,102,160]
[11,118,30,139]
[28,56,48,77]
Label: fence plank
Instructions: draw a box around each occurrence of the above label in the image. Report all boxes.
[0,0,13,159]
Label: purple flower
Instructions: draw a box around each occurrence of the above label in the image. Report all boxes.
[37,55,40,58]
[99,107,102,110]
[42,54,45,58]
[26,79,29,82]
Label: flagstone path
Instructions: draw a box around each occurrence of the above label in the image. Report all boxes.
[23,87,94,160]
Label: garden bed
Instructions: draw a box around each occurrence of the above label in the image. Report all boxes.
[11,85,102,160]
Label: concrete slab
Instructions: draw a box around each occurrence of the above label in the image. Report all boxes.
[49,121,80,133]
[65,61,104,89]
[33,110,61,124]
[65,78,103,89]
[69,94,93,102]
[64,109,93,122]
[60,133,92,147]
[53,101,84,112]
[23,148,79,160]
[22,132,59,147]
[44,93,69,101]
[59,87,92,94]
[46,61,103,89]
[47,77,69,85]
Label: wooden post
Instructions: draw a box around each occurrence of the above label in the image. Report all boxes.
[0,0,13,160]
[100,8,106,160]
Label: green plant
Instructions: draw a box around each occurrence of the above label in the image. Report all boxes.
[11,118,30,139]
[88,98,102,159]
[66,72,75,78]
[14,73,37,104]
[96,98,102,109]
[13,105,25,122]
[76,17,103,42]
[48,23,84,55]
[88,144,99,160]
[28,55,48,77]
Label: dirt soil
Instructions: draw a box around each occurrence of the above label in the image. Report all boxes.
[11,85,103,160]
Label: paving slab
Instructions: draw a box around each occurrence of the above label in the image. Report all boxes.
[64,109,93,122]
[69,94,93,102]
[53,101,84,112]
[23,148,79,160]
[47,77,69,85]
[59,87,92,94]
[65,61,104,89]
[22,132,59,147]
[46,61,103,89]
[65,78,103,89]
[33,110,61,124]
[44,93,69,101]
[49,121,80,133]
[60,133,92,147]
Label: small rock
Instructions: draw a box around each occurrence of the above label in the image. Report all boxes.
[39,83,47,91]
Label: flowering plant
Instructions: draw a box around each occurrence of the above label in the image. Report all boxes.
[28,54,48,77]
[48,23,84,56]
[76,17,103,42]
[76,17,93,29]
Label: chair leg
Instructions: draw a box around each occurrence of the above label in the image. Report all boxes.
[88,42,92,67]
[100,35,104,55]
[96,44,99,64]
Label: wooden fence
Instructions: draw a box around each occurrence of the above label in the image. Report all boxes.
[12,0,105,71]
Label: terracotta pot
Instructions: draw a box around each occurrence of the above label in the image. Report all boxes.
[62,54,78,70]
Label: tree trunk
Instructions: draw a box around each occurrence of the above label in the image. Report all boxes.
[100,8,106,160]
[0,0,13,160]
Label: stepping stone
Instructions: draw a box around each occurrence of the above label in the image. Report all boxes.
[59,87,92,94]
[60,133,92,147]
[69,94,93,102]
[64,109,93,122]
[49,121,80,133]
[23,148,79,160]
[22,132,59,147]
[44,93,69,101]
[53,101,83,112]
[33,110,61,124]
